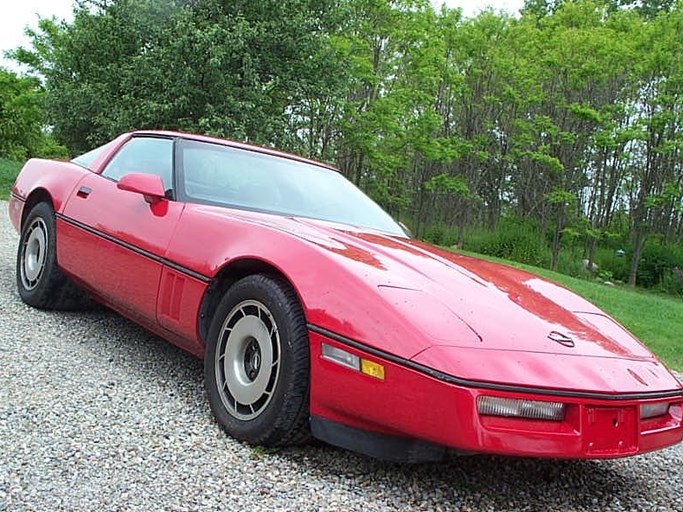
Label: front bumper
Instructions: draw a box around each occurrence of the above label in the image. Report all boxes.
[308,329,683,460]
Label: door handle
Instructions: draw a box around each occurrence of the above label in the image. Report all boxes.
[77,186,92,198]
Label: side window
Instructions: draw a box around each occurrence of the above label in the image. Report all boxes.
[72,140,114,170]
[102,137,174,193]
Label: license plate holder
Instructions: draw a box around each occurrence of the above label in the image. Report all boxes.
[584,406,637,455]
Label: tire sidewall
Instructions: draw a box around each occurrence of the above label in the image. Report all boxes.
[204,275,309,445]
[17,203,59,305]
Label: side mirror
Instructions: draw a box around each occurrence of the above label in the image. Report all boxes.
[117,173,166,204]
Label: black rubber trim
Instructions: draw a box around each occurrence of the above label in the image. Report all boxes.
[55,213,211,283]
[310,416,446,463]
[308,324,683,401]
[10,191,26,202]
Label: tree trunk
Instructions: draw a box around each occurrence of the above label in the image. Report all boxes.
[587,237,597,272]
[628,228,646,287]
[550,205,565,271]
[456,210,467,250]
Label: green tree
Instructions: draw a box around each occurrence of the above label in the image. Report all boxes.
[0,66,65,160]
[0,68,45,159]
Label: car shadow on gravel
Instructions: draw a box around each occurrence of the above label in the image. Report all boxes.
[275,444,656,510]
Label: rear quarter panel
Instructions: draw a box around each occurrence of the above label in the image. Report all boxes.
[10,159,91,230]
[9,133,132,232]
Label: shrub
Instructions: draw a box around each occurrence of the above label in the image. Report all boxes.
[556,251,591,278]
[464,217,548,266]
[423,224,458,247]
[35,135,69,160]
[594,247,630,283]
[637,241,683,288]
[0,158,23,199]
[659,268,683,297]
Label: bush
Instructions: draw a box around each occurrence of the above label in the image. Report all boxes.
[596,240,683,290]
[464,217,548,266]
[35,135,69,160]
[637,241,683,288]
[556,251,591,278]
[423,224,458,246]
[594,246,630,283]
[0,158,23,199]
[659,268,683,297]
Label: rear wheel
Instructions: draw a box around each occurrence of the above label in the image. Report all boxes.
[17,202,88,310]
[204,274,310,446]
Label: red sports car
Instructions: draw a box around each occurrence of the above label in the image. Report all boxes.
[9,130,683,462]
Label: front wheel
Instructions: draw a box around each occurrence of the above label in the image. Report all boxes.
[17,202,88,310]
[204,274,311,446]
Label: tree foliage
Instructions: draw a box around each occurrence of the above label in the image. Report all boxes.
[0,68,60,160]
[11,0,683,288]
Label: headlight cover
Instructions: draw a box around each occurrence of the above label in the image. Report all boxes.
[477,396,566,421]
[640,402,670,419]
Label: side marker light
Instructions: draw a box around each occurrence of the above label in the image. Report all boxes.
[321,343,385,380]
[321,343,359,370]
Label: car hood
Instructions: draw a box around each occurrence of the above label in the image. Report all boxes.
[288,218,654,363]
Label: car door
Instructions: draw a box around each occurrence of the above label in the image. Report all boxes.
[58,136,184,326]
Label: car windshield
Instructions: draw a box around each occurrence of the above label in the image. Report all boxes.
[178,139,405,236]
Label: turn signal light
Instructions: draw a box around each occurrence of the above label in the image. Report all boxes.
[361,359,385,380]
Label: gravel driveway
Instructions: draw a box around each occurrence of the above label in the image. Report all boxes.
[1,199,682,512]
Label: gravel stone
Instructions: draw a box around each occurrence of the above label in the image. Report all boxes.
[1,199,682,511]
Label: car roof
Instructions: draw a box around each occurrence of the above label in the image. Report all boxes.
[132,130,338,172]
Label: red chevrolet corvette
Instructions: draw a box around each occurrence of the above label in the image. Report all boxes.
[9,130,683,461]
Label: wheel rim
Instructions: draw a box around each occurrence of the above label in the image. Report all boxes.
[20,217,48,291]
[215,299,281,420]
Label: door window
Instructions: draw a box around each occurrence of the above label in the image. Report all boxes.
[102,137,174,194]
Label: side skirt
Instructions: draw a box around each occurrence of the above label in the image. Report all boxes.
[310,416,446,463]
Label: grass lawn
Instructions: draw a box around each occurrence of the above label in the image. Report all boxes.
[0,158,22,200]
[455,249,683,371]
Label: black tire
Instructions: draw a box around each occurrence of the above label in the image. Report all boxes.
[17,202,88,310]
[204,274,311,446]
